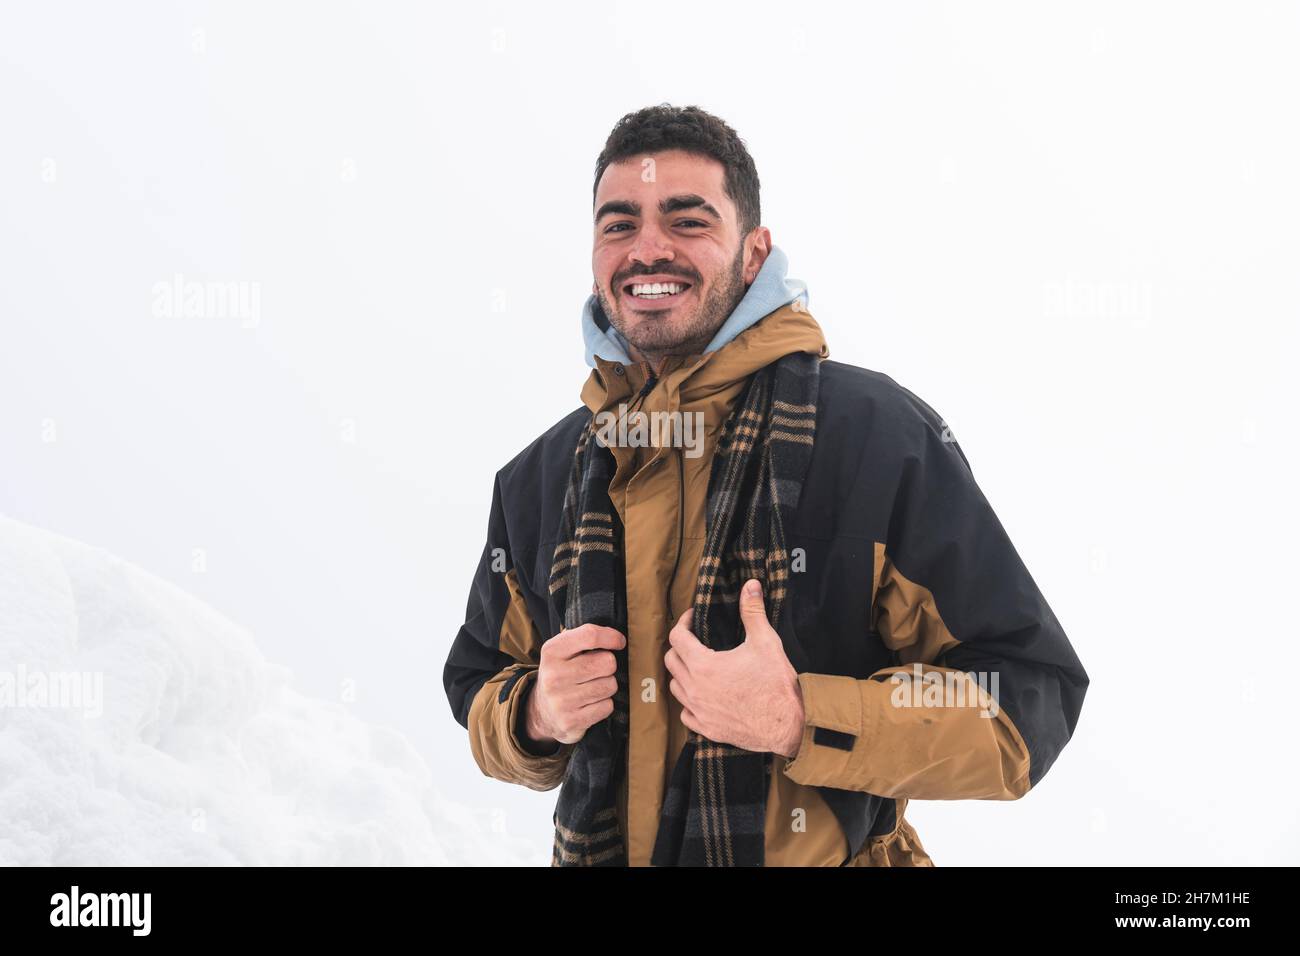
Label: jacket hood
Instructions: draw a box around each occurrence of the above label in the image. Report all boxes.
[580,245,811,368]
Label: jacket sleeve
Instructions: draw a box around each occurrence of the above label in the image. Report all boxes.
[781,390,1089,800]
[442,470,576,792]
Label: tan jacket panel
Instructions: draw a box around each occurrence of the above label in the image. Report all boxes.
[778,541,1032,801]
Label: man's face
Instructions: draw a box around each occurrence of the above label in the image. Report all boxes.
[592,149,766,361]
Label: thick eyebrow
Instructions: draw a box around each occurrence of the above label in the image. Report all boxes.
[595,194,723,223]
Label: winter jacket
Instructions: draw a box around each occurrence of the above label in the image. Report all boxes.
[443,258,1089,867]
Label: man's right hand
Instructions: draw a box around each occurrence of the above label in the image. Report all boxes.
[523,624,626,748]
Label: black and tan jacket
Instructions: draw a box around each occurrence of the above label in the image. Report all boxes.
[443,302,1089,866]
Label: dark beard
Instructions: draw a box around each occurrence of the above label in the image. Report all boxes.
[597,245,747,359]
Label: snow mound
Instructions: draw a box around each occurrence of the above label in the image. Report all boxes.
[0,514,534,865]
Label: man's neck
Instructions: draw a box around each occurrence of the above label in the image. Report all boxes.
[626,336,715,369]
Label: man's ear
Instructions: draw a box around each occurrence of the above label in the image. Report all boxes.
[743,227,773,283]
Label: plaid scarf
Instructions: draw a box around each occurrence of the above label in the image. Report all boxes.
[548,349,820,866]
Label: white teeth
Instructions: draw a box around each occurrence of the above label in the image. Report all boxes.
[630,282,687,298]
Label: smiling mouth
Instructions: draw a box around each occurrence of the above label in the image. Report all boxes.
[621,280,694,306]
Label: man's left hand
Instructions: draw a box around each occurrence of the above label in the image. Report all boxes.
[664,578,805,758]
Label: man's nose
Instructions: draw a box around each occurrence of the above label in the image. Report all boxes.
[627,221,675,266]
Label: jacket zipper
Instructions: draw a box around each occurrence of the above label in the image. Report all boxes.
[620,356,685,628]
[666,445,685,610]
[623,358,658,416]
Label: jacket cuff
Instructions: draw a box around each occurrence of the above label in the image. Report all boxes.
[780,665,1033,799]
[469,665,575,791]
[780,672,872,787]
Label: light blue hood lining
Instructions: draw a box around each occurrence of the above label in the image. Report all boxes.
[581,245,809,368]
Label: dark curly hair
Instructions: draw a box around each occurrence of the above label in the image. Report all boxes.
[593,103,761,238]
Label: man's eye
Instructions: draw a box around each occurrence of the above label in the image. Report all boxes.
[605,222,633,233]
[676,220,706,228]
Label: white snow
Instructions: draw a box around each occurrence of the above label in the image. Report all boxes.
[0,514,536,865]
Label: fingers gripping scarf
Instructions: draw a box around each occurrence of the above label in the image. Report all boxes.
[547,350,820,866]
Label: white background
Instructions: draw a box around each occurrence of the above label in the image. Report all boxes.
[2,0,1296,865]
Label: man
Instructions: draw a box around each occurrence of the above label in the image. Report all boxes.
[443,104,1089,867]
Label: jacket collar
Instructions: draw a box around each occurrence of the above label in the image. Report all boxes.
[581,302,829,418]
